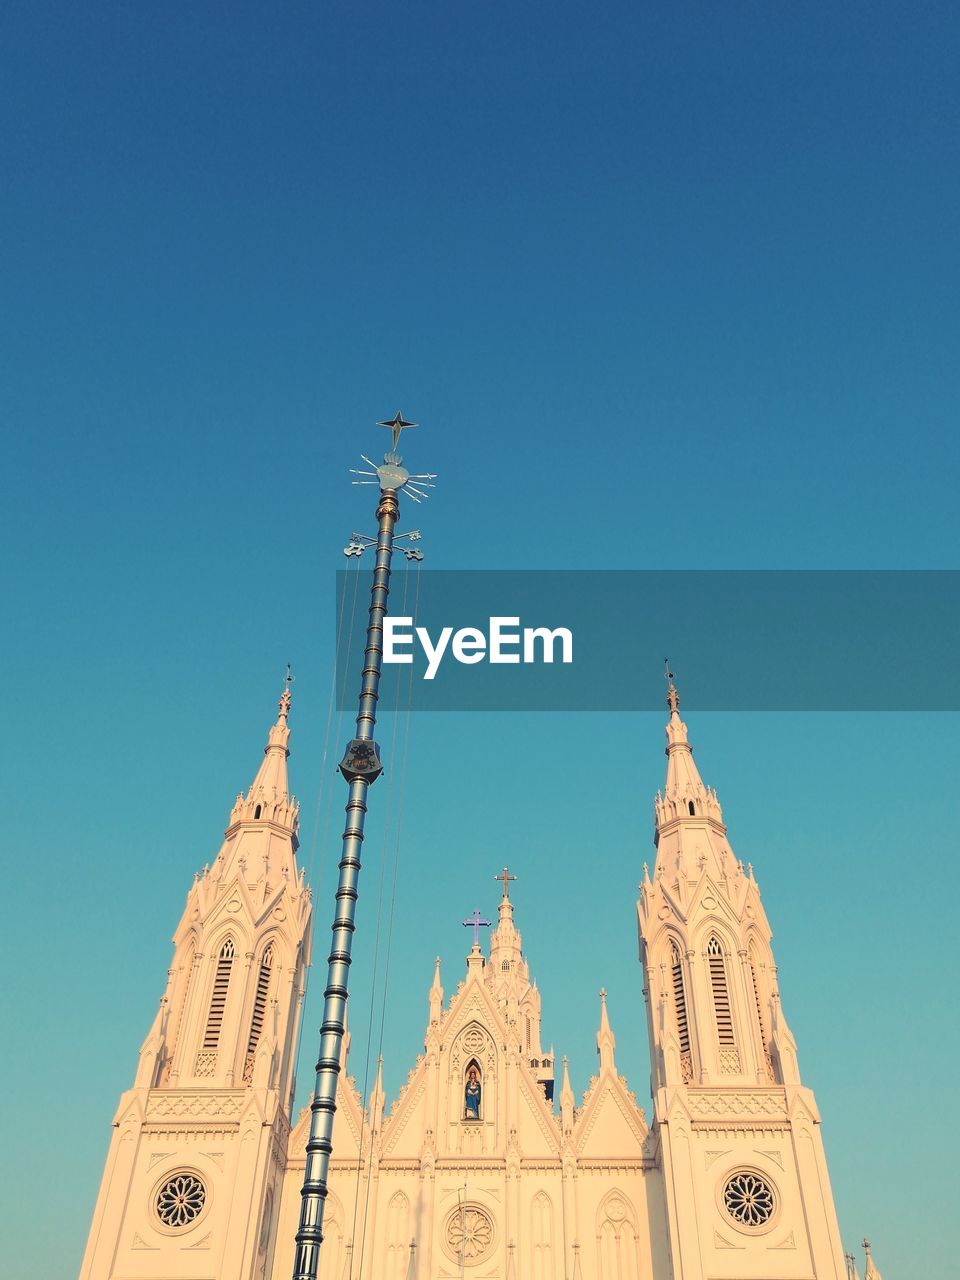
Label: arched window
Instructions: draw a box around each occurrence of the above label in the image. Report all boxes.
[244,944,274,1077]
[254,803,262,819]
[202,937,235,1050]
[669,941,692,1081]
[385,1192,409,1280]
[531,1191,555,1280]
[502,960,510,971]
[707,936,735,1046]
[597,1193,639,1280]
[688,800,696,815]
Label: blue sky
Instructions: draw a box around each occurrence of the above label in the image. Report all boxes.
[2,2,958,1275]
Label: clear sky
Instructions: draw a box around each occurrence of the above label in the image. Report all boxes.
[2,3,958,1276]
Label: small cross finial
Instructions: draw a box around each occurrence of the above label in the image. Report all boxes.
[377,410,417,452]
[599,986,607,1001]
[495,866,517,900]
[664,658,680,714]
[862,1239,871,1255]
[462,908,492,948]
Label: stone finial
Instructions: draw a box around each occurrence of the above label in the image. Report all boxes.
[597,988,617,1075]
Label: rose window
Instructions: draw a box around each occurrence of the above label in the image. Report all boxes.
[156,1172,206,1229]
[722,1171,775,1227]
[445,1204,494,1263]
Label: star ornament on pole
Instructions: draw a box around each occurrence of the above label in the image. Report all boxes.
[349,409,437,504]
[377,409,417,451]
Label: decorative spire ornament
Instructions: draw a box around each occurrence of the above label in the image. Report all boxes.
[291,414,436,1280]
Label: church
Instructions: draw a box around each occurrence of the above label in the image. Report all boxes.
[80,678,881,1280]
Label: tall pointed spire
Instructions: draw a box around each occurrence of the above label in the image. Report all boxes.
[660,667,721,823]
[653,668,730,883]
[489,866,522,970]
[596,988,617,1075]
[370,1055,386,1134]
[429,956,444,1025]
[228,677,299,839]
[559,1055,575,1135]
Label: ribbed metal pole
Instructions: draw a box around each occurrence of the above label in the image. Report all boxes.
[292,486,399,1280]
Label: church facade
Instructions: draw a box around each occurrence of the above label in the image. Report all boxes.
[80,682,865,1280]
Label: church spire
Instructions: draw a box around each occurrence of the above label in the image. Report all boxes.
[488,867,522,970]
[659,667,722,828]
[596,988,617,1075]
[653,669,730,884]
[227,674,299,840]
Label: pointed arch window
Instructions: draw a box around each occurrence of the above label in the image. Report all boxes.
[669,941,693,1082]
[245,943,274,1065]
[202,937,235,1051]
[707,935,735,1046]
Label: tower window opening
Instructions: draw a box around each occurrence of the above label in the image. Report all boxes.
[688,800,696,816]
[707,936,736,1046]
[502,960,510,972]
[670,942,690,1054]
[246,944,274,1058]
[254,803,262,819]
[202,937,235,1050]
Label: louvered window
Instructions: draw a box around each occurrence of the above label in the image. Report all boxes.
[670,942,690,1054]
[202,938,235,1050]
[707,936,735,1045]
[246,944,274,1056]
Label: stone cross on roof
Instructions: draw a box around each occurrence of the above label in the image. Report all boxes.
[462,908,492,948]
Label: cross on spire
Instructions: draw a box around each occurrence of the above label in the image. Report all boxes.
[280,663,294,717]
[664,658,680,715]
[462,908,492,948]
[495,866,517,900]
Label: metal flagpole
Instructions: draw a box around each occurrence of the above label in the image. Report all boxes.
[292,413,435,1280]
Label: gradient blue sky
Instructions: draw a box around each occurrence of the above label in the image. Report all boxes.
[2,3,958,1275]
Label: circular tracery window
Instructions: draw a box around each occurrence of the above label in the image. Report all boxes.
[722,1170,775,1227]
[444,1204,495,1265]
[156,1172,206,1229]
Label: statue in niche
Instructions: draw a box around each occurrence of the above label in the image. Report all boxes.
[463,1064,481,1120]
